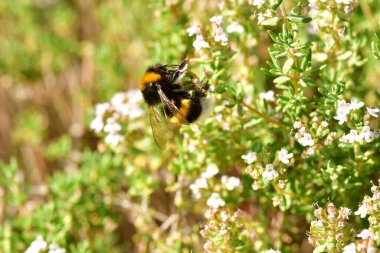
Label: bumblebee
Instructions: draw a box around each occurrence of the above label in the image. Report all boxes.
[140,54,211,150]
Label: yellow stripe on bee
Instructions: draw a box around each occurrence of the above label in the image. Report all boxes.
[170,99,191,124]
[140,72,161,90]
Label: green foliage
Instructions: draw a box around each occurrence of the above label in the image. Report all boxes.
[1,0,379,252]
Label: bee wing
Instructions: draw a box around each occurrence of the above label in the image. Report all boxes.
[157,87,189,125]
[149,106,168,150]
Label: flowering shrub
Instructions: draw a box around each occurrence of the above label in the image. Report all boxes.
[1,0,379,252]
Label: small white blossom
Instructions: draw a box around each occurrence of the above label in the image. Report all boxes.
[25,235,48,253]
[252,0,266,8]
[321,121,328,127]
[207,193,225,209]
[104,133,124,147]
[334,99,351,125]
[262,164,279,181]
[293,121,302,129]
[297,131,315,147]
[202,164,219,179]
[48,244,66,253]
[349,98,364,110]
[190,177,208,199]
[226,22,244,33]
[264,249,281,253]
[90,116,104,134]
[241,151,257,164]
[259,90,275,101]
[367,107,379,117]
[354,204,368,218]
[222,176,240,190]
[103,118,122,133]
[186,23,201,36]
[278,149,293,165]
[210,15,223,25]
[94,103,110,117]
[213,27,228,45]
[342,243,356,253]
[357,229,376,240]
[193,35,209,51]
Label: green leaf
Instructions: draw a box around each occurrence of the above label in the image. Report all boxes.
[261,17,280,26]
[274,75,290,84]
[283,58,294,74]
[288,14,312,23]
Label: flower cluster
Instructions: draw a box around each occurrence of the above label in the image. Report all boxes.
[339,126,379,144]
[334,99,364,125]
[309,0,358,14]
[187,14,244,53]
[190,163,242,209]
[250,0,275,24]
[210,15,228,46]
[190,164,219,199]
[308,203,354,252]
[187,23,209,51]
[342,229,377,253]
[25,235,65,253]
[293,122,315,147]
[354,181,380,232]
[201,208,255,252]
[90,90,144,148]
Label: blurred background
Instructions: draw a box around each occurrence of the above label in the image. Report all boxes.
[0,0,150,177]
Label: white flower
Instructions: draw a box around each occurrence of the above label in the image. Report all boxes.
[252,0,266,8]
[193,35,209,51]
[321,121,328,127]
[334,99,351,125]
[264,249,281,253]
[213,27,228,44]
[278,149,293,165]
[190,177,208,199]
[201,164,219,179]
[354,204,367,218]
[259,90,275,101]
[222,176,240,190]
[48,243,66,253]
[111,92,126,107]
[367,107,379,117]
[186,23,201,36]
[349,98,364,110]
[25,235,47,253]
[94,103,110,117]
[210,15,223,25]
[262,164,278,181]
[195,178,208,189]
[359,126,376,143]
[207,193,225,209]
[357,229,376,240]
[342,243,356,253]
[105,133,124,147]
[297,132,315,147]
[226,22,244,33]
[103,118,121,133]
[340,130,361,143]
[293,121,302,129]
[90,116,104,134]
[241,151,257,164]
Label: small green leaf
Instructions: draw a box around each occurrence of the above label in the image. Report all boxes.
[283,58,294,74]
[288,14,312,23]
[274,76,291,84]
[261,17,280,26]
